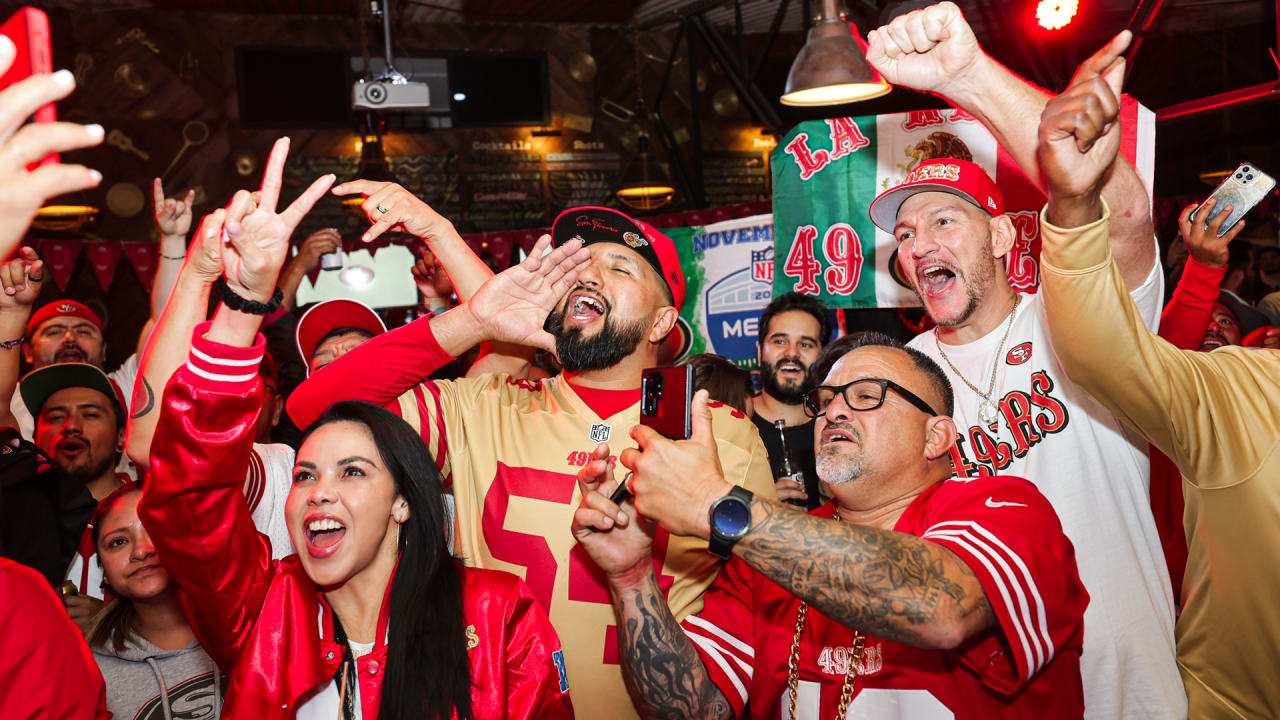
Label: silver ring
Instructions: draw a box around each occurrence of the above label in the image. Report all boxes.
[376,204,389,214]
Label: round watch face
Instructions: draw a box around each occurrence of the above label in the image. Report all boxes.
[713,497,752,537]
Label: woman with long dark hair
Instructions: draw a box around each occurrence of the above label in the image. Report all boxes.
[87,484,226,719]
[136,138,576,719]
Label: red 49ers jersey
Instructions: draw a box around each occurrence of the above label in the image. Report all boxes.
[390,373,776,720]
[682,476,1087,720]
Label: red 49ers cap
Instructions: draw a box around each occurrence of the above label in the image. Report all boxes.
[868,158,1004,234]
[26,300,104,338]
[295,298,387,373]
[551,206,686,311]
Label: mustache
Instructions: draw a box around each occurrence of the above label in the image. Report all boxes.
[821,422,862,442]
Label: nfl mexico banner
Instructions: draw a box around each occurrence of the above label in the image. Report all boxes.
[667,214,775,368]
[771,100,1154,308]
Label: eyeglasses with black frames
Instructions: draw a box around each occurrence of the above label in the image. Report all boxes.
[802,378,939,419]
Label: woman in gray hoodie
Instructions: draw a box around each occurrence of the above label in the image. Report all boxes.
[86,484,225,720]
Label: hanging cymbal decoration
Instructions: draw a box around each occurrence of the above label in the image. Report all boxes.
[569,52,597,83]
[713,88,740,117]
[114,62,151,98]
[105,182,145,217]
[232,148,257,177]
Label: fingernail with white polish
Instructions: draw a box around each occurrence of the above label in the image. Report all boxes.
[84,124,104,139]
[51,69,74,86]
[0,36,14,57]
[88,169,102,184]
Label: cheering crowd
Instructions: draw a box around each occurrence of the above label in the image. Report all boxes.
[2,3,1278,719]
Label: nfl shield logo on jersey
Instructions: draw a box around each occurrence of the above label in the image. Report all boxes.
[589,423,611,444]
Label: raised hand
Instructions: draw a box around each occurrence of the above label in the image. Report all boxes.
[0,246,42,309]
[331,180,451,244]
[1039,30,1131,225]
[865,2,984,97]
[619,390,733,540]
[570,442,656,581]
[412,249,453,304]
[290,228,342,275]
[186,208,227,283]
[1179,198,1244,268]
[152,178,195,241]
[464,234,590,353]
[220,137,335,302]
[0,43,104,259]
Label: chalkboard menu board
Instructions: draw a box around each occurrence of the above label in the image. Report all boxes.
[546,151,624,214]
[390,153,462,220]
[465,152,546,231]
[701,150,769,207]
[284,155,360,235]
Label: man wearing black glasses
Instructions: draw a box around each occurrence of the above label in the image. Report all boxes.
[572,332,1088,719]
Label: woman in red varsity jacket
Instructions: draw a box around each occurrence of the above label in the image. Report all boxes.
[136,137,574,720]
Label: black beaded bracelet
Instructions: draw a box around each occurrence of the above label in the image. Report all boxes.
[215,277,283,315]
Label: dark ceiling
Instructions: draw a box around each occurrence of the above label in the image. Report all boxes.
[13,0,1280,197]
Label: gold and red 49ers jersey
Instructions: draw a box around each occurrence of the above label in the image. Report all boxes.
[392,373,776,719]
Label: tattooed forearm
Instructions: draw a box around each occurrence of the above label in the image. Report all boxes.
[612,570,733,720]
[130,378,155,419]
[735,500,995,649]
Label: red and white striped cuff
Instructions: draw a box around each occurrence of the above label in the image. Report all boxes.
[186,320,267,392]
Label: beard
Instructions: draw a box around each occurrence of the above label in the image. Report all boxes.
[545,308,650,373]
[815,423,864,486]
[816,446,864,486]
[919,235,997,329]
[759,357,810,405]
[57,444,116,486]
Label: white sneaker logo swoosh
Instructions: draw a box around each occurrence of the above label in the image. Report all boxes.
[985,497,1027,508]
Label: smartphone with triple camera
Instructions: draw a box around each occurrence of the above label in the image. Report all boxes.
[0,7,57,168]
[608,365,694,505]
[1189,163,1276,238]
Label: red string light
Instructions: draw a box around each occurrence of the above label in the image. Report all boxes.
[1036,0,1078,29]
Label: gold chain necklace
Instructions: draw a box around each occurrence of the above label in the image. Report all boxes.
[785,510,868,720]
[934,294,1021,425]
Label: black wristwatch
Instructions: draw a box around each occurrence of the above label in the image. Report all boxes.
[707,486,754,559]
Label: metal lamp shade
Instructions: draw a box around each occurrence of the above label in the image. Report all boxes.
[781,19,890,106]
[616,137,676,211]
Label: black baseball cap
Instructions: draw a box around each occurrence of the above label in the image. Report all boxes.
[551,206,686,310]
[20,363,127,423]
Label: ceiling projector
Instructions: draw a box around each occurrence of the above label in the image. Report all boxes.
[353,77,430,111]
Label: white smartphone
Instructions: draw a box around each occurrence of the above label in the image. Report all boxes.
[1189,163,1277,238]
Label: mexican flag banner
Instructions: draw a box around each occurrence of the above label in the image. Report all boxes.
[770,100,1154,308]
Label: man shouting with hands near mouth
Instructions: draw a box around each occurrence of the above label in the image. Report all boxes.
[288,197,776,718]
[573,333,1088,719]
[865,5,1183,716]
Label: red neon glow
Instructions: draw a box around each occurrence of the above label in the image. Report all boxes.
[1036,0,1078,29]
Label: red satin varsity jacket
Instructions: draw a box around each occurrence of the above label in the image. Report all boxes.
[137,323,574,719]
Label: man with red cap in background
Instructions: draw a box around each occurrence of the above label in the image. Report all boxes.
[865,8,1182,716]
[294,297,386,376]
[288,180,776,719]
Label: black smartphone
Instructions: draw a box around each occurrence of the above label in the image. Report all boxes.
[608,365,695,505]
[1189,163,1277,238]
